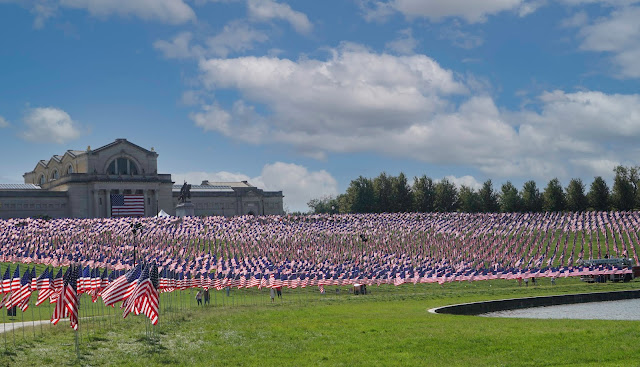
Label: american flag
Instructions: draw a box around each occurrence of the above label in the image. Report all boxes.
[111,194,145,217]
[123,263,159,325]
[51,265,79,330]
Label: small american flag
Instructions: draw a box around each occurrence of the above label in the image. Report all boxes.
[111,194,145,217]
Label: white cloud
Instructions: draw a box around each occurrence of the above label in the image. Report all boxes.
[59,0,195,24]
[443,175,482,190]
[439,23,484,49]
[247,0,312,34]
[385,28,418,54]
[173,162,338,212]
[0,116,9,128]
[576,6,640,78]
[206,20,269,57]
[153,32,203,59]
[362,0,528,23]
[21,107,83,144]
[154,21,269,60]
[190,42,640,183]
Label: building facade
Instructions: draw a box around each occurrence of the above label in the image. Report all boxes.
[0,139,284,219]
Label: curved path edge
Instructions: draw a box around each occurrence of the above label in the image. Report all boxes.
[428,289,640,316]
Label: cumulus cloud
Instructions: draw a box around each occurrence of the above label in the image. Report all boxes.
[187,39,640,183]
[173,162,338,212]
[21,107,83,144]
[0,116,9,128]
[442,175,483,189]
[361,0,528,23]
[247,0,312,34]
[576,5,640,78]
[385,28,418,54]
[154,21,269,60]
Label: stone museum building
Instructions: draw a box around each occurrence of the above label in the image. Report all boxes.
[0,139,284,219]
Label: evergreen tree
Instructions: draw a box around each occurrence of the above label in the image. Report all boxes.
[499,181,521,213]
[412,175,435,212]
[565,178,588,212]
[344,176,375,213]
[372,172,393,213]
[521,180,542,212]
[611,165,638,211]
[478,179,500,213]
[543,178,566,212]
[587,176,610,211]
[391,172,412,213]
[458,185,481,213]
[434,178,458,212]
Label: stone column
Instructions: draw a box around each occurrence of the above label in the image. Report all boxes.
[92,190,100,218]
[152,189,158,215]
[105,190,111,217]
[143,190,148,217]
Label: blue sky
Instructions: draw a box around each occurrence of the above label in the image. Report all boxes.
[1,0,639,212]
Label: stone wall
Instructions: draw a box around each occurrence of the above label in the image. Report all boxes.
[0,191,68,219]
[431,289,640,315]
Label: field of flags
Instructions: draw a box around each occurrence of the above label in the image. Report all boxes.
[0,211,639,328]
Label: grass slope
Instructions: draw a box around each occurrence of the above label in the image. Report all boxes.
[2,279,640,366]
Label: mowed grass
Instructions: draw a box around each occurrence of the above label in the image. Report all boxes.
[2,278,640,367]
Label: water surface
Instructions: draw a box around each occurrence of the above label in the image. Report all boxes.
[481,298,640,320]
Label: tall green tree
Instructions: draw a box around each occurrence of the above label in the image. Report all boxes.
[372,172,393,213]
[391,172,412,213]
[587,176,610,211]
[611,165,638,211]
[344,176,375,213]
[458,185,481,213]
[565,178,588,212]
[434,178,458,212]
[478,179,500,213]
[307,196,340,214]
[499,181,521,213]
[521,180,542,212]
[412,175,435,212]
[543,178,566,212]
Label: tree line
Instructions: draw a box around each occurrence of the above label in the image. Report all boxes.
[307,166,640,214]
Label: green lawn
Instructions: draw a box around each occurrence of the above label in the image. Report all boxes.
[1,278,640,366]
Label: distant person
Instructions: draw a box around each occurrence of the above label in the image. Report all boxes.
[551,277,556,286]
[270,288,275,302]
[524,278,529,287]
[204,289,210,305]
[196,290,203,306]
[276,286,282,298]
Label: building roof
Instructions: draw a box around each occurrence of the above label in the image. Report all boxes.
[0,184,41,190]
[91,138,157,156]
[200,180,254,188]
[172,184,234,192]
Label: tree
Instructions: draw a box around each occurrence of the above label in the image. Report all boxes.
[565,178,588,212]
[543,178,566,212]
[458,185,481,213]
[372,172,393,213]
[478,179,500,213]
[343,176,375,213]
[499,181,521,213]
[587,176,610,211]
[521,180,542,212]
[307,196,340,214]
[391,172,412,213]
[412,175,435,212]
[611,165,638,211]
[434,178,458,212]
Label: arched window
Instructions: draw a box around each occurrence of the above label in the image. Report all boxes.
[50,170,59,181]
[107,157,139,175]
[39,175,45,186]
[67,165,73,175]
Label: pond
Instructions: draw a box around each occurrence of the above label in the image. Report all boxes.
[481,298,640,320]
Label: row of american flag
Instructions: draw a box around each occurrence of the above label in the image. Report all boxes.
[0,210,639,329]
[0,263,159,330]
[0,260,634,329]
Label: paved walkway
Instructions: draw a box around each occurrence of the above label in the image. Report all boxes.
[0,319,51,333]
